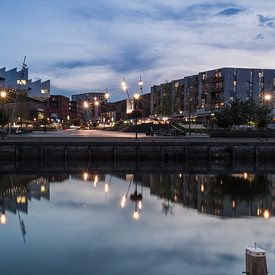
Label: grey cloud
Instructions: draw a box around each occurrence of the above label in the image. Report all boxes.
[254,33,264,40]
[216,8,246,17]
[258,14,275,28]
[54,44,158,74]
[70,1,237,23]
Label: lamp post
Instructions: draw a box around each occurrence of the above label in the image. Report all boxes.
[133,93,140,140]
[0,90,7,140]
[104,91,110,102]
[94,100,99,123]
[83,100,89,127]
[121,78,133,110]
[188,89,191,136]
[264,93,272,140]
[138,75,143,95]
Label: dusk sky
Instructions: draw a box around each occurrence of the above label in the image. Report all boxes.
[0,0,275,100]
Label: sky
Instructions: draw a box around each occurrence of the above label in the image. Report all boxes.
[0,0,275,100]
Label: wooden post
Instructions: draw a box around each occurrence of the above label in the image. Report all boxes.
[245,247,268,275]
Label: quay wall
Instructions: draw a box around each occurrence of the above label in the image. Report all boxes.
[0,139,275,161]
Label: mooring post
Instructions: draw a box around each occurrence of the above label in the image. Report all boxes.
[244,245,268,275]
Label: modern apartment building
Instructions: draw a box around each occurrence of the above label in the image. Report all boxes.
[0,66,50,101]
[151,68,275,118]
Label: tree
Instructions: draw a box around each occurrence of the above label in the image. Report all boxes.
[0,110,9,125]
[215,99,270,129]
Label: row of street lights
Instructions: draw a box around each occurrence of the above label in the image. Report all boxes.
[82,92,110,126]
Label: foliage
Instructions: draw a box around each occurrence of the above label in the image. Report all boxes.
[128,109,143,119]
[71,118,81,126]
[215,99,270,129]
[39,117,48,126]
[0,110,9,125]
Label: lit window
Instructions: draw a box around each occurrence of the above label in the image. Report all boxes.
[233,80,237,86]
[41,89,48,94]
[273,78,275,86]
[17,80,27,85]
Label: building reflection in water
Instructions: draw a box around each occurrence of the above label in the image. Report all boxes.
[0,171,274,229]
[147,172,272,219]
[0,175,51,242]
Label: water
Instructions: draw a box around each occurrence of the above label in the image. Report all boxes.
[0,163,274,275]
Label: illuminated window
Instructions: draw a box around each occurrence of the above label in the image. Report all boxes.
[233,80,237,86]
[41,89,48,94]
[17,79,27,85]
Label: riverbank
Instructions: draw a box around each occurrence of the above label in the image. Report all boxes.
[1,135,275,161]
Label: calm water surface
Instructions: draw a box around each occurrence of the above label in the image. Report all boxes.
[0,166,274,275]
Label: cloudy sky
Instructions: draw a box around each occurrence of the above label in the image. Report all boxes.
[0,0,275,100]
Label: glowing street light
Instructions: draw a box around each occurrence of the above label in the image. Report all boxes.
[121,78,128,92]
[104,92,110,101]
[83,101,89,109]
[133,93,140,100]
[138,75,143,94]
[0,91,7,99]
[264,94,272,101]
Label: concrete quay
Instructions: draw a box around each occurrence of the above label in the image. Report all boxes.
[1,136,275,161]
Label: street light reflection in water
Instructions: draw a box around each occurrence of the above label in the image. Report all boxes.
[0,169,274,275]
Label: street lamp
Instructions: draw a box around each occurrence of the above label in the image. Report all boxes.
[94,100,99,122]
[138,75,143,95]
[264,93,272,140]
[0,90,7,140]
[104,92,110,101]
[121,78,132,110]
[133,93,140,140]
[82,101,90,126]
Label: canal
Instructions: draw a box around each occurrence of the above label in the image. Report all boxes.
[0,160,274,275]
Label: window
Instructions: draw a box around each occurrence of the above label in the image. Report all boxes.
[233,80,237,86]
[17,79,27,85]
[273,78,275,87]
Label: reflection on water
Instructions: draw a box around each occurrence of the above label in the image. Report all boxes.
[0,167,275,274]
[1,172,272,224]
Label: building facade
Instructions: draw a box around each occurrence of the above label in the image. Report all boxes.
[151,68,275,119]
[0,66,50,101]
[71,92,108,122]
